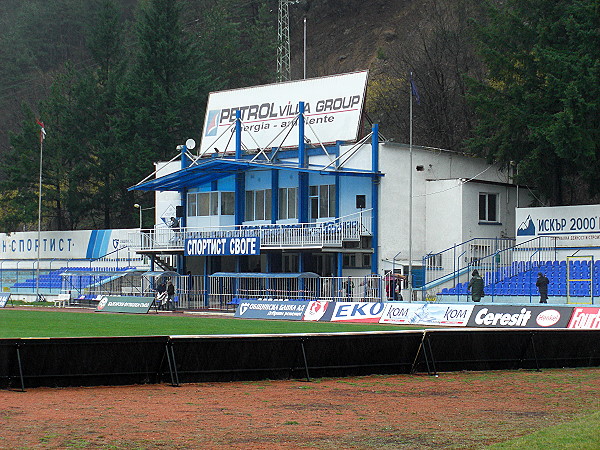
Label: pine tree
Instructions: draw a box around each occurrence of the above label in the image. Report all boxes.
[467,0,599,205]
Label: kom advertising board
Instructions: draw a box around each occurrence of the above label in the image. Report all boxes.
[516,204,600,247]
[380,303,474,326]
[200,71,369,154]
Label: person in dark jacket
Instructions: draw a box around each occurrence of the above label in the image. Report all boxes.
[165,280,175,311]
[468,269,485,302]
[536,272,550,303]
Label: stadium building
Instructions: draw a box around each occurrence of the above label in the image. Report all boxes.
[128,71,526,301]
[3,72,599,307]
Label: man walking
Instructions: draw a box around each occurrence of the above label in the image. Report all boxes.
[536,272,550,303]
[468,269,485,302]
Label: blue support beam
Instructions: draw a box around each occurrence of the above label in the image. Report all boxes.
[298,102,309,224]
[371,124,379,274]
[271,168,279,224]
[234,110,245,225]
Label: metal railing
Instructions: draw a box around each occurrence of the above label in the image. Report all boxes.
[205,274,383,310]
[422,236,558,301]
[126,209,372,252]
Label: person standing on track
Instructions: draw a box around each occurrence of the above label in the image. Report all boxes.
[468,269,485,302]
[536,272,550,303]
[165,280,175,311]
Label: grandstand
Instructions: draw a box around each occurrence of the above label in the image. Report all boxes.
[437,260,595,299]
[11,266,138,295]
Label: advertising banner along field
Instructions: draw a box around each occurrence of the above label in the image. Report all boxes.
[200,71,369,154]
[0,293,10,308]
[95,296,154,314]
[234,300,591,329]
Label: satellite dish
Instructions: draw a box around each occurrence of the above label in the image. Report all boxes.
[185,138,196,150]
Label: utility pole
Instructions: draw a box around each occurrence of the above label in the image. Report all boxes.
[277,0,298,82]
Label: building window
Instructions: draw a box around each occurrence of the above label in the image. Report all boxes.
[198,192,210,216]
[221,192,234,215]
[479,193,498,222]
[187,192,234,217]
[245,189,271,221]
[187,193,197,217]
[426,253,443,270]
[343,253,372,268]
[309,184,335,219]
[278,187,297,220]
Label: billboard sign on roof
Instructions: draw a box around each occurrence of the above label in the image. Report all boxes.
[199,71,369,154]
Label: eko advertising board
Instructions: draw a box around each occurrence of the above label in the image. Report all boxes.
[200,71,368,154]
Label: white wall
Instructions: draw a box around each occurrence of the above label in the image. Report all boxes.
[377,143,519,272]
[155,161,182,227]
[425,179,464,253]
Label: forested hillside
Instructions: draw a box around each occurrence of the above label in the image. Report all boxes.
[0,0,597,232]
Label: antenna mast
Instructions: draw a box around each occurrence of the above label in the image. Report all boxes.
[277,0,294,82]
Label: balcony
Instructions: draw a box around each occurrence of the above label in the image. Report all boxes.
[127,210,372,253]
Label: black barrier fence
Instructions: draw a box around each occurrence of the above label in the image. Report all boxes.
[0,336,170,390]
[415,329,600,373]
[1,329,599,390]
[169,332,425,383]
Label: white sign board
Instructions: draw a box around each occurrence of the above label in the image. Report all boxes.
[200,71,369,154]
[0,229,134,260]
[516,205,600,247]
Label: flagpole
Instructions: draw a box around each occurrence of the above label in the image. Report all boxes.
[408,73,413,301]
[36,123,44,300]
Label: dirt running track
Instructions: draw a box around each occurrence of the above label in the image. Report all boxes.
[1,367,599,449]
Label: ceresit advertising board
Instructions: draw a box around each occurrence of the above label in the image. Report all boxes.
[200,71,368,154]
[516,204,600,247]
[467,305,573,328]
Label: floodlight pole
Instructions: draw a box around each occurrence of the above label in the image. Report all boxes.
[409,74,414,301]
[36,132,44,299]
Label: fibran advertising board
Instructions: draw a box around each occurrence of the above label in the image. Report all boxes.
[200,71,369,155]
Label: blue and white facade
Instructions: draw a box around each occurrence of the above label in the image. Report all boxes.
[130,118,524,290]
[127,72,530,291]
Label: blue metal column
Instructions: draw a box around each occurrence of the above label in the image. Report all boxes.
[297,102,308,223]
[179,144,189,275]
[271,166,279,224]
[370,124,379,274]
[234,110,244,273]
[335,140,342,279]
[203,257,209,307]
[297,102,309,273]
[234,110,245,225]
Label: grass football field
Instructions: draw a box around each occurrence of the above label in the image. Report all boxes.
[0,308,417,338]
[1,308,598,448]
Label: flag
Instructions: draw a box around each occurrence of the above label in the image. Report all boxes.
[36,118,46,143]
[410,73,420,105]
